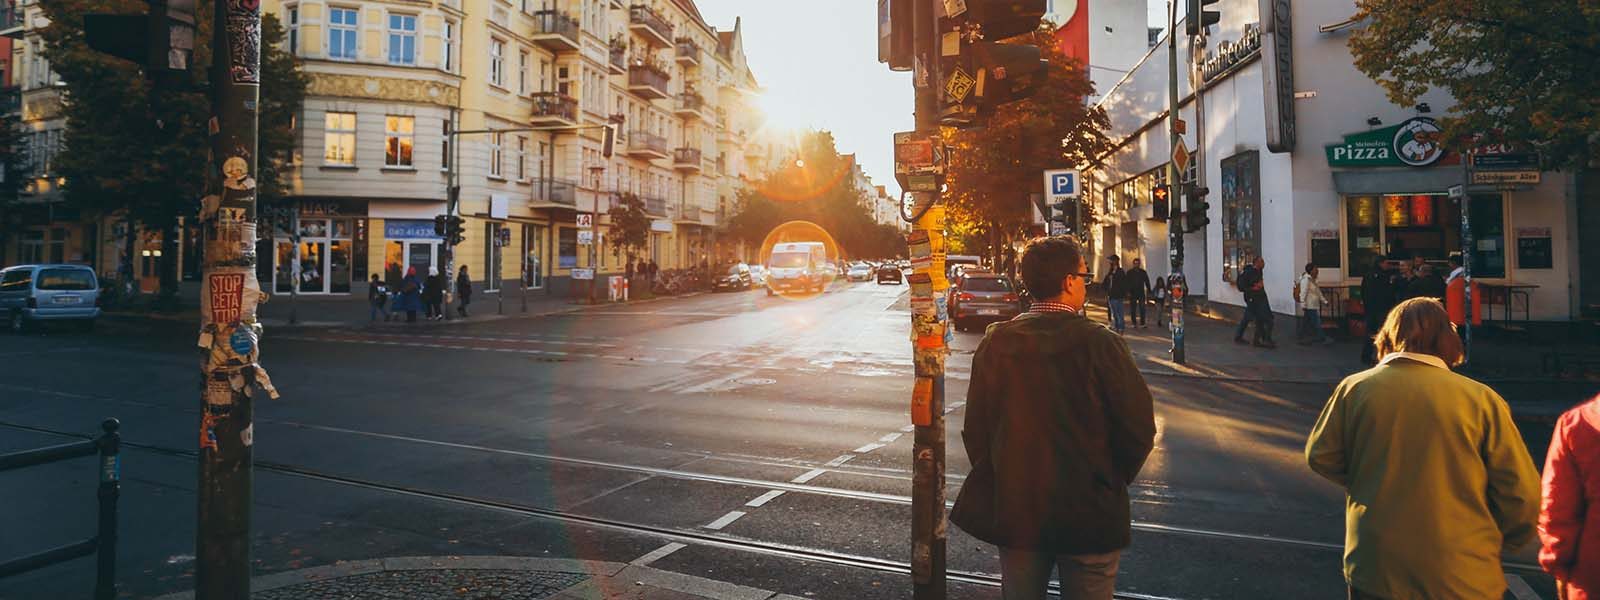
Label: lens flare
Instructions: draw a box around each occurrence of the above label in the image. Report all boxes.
[751,155,854,204]
[757,221,840,301]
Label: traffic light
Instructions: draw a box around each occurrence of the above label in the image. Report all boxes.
[84,0,197,85]
[1151,184,1171,221]
[1184,184,1211,233]
[601,124,617,158]
[965,0,1050,40]
[1185,0,1221,36]
[877,0,913,71]
[434,215,449,237]
[444,215,466,247]
[937,1,1049,127]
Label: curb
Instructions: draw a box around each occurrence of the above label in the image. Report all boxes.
[148,555,785,600]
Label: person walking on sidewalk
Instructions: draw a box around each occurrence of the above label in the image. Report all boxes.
[456,265,473,318]
[1234,256,1275,348]
[368,274,392,322]
[422,267,445,321]
[398,266,423,323]
[1102,256,1128,334]
[1297,262,1332,345]
[1126,258,1151,328]
[1540,394,1600,600]
[952,236,1156,600]
[1306,298,1540,600]
[1360,258,1396,363]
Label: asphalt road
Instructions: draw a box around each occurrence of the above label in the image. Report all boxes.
[0,280,1569,599]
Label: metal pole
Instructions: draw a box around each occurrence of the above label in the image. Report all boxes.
[444,108,461,321]
[1166,1,1186,364]
[1461,161,1473,363]
[198,1,263,596]
[93,418,120,600]
[910,0,945,597]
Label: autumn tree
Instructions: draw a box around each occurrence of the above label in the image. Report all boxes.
[39,2,304,304]
[726,131,901,260]
[606,192,652,261]
[1348,0,1600,169]
[940,27,1113,260]
[0,106,27,262]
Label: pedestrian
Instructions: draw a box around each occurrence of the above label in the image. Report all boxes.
[456,265,472,318]
[1152,275,1167,328]
[1306,298,1540,600]
[1234,256,1274,348]
[1539,394,1600,600]
[1392,261,1416,301]
[399,266,423,323]
[1408,263,1446,301]
[1126,258,1150,328]
[1102,256,1127,333]
[1359,258,1395,363]
[368,273,391,322]
[1297,262,1332,345]
[951,236,1155,600]
[423,267,445,321]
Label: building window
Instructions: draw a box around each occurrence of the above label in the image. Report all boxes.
[384,116,414,167]
[518,51,529,95]
[484,223,502,291]
[387,14,417,65]
[1219,151,1261,284]
[442,120,452,170]
[442,20,457,71]
[516,136,527,181]
[287,6,299,55]
[1342,193,1505,280]
[324,112,357,165]
[328,7,358,60]
[489,39,505,87]
[489,132,504,178]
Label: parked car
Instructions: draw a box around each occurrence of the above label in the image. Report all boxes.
[0,264,102,333]
[748,265,769,287]
[876,264,903,285]
[713,262,753,291]
[846,262,874,282]
[948,273,1020,332]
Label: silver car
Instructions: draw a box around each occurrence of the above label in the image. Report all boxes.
[0,264,102,332]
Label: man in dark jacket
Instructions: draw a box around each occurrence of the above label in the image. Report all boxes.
[951,236,1156,600]
[1233,256,1274,347]
[1126,258,1151,328]
[1360,258,1396,363]
[1102,256,1127,333]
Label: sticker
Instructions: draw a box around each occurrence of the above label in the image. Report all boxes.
[206,220,256,268]
[914,350,944,377]
[200,413,220,451]
[226,1,262,84]
[252,364,280,399]
[197,331,214,349]
[911,377,934,426]
[909,277,933,299]
[205,379,234,407]
[199,194,222,222]
[228,326,255,358]
[945,67,975,103]
[909,296,935,317]
[240,424,253,447]
[222,157,256,191]
[207,272,247,325]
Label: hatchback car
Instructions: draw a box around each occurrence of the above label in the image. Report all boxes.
[0,264,102,332]
[713,262,753,291]
[846,262,874,282]
[948,273,1020,331]
[876,264,903,284]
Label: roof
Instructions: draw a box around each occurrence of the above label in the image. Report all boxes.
[669,0,715,36]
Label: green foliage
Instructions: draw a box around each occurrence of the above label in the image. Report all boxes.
[606,192,652,259]
[725,131,906,260]
[941,28,1112,254]
[0,107,27,249]
[258,14,309,209]
[1349,0,1600,169]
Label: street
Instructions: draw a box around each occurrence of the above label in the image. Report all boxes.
[0,281,1570,599]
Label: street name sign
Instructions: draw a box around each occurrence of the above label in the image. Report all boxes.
[1470,152,1540,171]
[1471,171,1541,185]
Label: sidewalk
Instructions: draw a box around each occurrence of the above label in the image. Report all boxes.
[150,556,804,600]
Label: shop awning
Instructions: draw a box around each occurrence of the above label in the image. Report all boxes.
[1332,169,1463,195]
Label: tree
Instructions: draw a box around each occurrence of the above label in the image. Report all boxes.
[726,131,898,260]
[0,104,28,262]
[39,2,304,303]
[940,28,1113,259]
[1348,0,1600,169]
[606,192,651,261]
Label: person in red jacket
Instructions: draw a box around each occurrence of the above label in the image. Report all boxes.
[1540,394,1600,600]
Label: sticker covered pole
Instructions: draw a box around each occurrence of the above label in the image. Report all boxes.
[909,0,945,597]
[197,1,276,598]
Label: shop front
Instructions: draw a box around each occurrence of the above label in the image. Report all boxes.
[259,199,369,295]
[381,219,442,286]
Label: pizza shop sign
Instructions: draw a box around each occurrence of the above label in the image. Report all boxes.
[1325,117,1447,168]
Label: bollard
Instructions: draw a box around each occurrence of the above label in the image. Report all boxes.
[94,418,120,600]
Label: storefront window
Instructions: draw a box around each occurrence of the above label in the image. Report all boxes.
[1345,196,1381,278]
[1467,194,1506,278]
[1342,193,1504,279]
[1219,151,1261,283]
[559,227,577,269]
[523,224,546,289]
[329,240,351,294]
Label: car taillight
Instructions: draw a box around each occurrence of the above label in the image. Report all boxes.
[25,297,37,308]
[1003,293,1018,303]
[957,293,975,302]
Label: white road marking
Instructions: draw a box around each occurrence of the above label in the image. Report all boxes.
[630,542,687,566]
[1505,575,1543,600]
[899,425,916,433]
[878,433,902,443]
[791,469,828,484]
[852,443,886,454]
[824,455,856,467]
[702,510,746,530]
[678,370,758,395]
[744,490,785,508]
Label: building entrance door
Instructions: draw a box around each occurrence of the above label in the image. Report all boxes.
[384,240,440,283]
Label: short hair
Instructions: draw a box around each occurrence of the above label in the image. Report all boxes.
[1448,253,1463,267]
[1020,236,1083,300]
[1304,262,1316,274]
[1375,298,1464,366]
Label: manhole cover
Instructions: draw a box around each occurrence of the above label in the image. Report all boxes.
[737,377,777,386]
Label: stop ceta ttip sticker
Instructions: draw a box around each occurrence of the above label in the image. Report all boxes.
[911,377,934,426]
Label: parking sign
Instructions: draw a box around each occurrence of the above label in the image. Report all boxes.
[1044,169,1079,201]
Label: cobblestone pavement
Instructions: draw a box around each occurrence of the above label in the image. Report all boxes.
[254,569,589,600]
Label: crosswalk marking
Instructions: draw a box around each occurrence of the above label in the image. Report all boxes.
[703,510,746,530]
[1506,575,1543,600]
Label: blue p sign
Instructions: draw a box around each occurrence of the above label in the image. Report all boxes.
[1045,169,1079,198]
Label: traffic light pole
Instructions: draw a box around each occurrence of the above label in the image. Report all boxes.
[198,1,265,597]
[1166,1,1187,364]
[910,1,946,598]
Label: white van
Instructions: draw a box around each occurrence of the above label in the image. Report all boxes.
[766,242,828,296]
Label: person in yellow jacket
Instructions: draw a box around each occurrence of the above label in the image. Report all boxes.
[1306,297,1541,600]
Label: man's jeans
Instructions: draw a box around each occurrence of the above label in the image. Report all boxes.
[370,301,389,321]
[1000,548,1121,600]
[1107,298,1126,331]
[1302,309,1326,341]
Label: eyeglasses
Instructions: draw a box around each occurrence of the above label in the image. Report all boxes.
[1066,272,1095,279]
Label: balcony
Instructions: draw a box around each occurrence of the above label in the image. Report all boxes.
[675,38,700,66]
[643,195,668,217]
[627,60,671,100]
[0,4,22,39]
[529,92,578,126]
[608,44,628,75]
[745,142,767,160]
[673,147,702,172]
[530,10,581,52]
[625,130,669,160]
[532,179,579,208]
[673,91,705,120]
[628,5,673,48]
